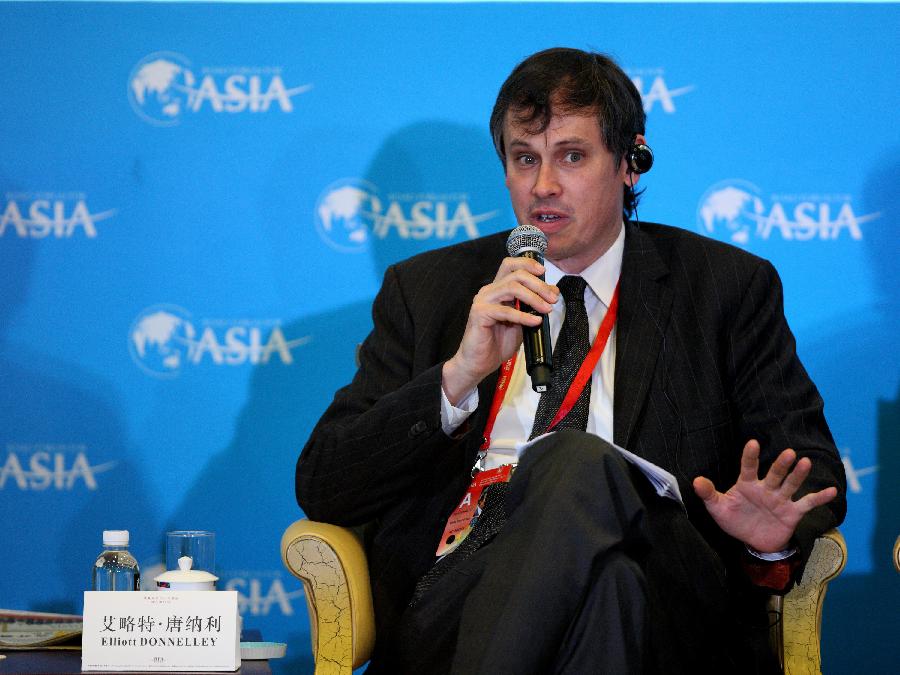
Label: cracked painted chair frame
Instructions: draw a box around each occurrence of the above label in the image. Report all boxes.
[282,521,846,675]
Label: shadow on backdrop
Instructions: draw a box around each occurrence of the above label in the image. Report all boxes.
[0,173,155,613]
[819,154,900,671]
[168,120,509,673]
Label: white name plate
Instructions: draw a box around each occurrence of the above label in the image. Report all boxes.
[82,591,240,672]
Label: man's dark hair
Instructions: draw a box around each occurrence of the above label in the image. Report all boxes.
[490,48,647,220]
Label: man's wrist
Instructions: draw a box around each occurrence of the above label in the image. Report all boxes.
[441,356,481,406]
[440,385,478,436]
[745,543,798,561]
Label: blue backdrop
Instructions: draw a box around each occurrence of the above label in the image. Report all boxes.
[1,2,897,672]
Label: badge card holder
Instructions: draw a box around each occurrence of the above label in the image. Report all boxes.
[436,464,514,557]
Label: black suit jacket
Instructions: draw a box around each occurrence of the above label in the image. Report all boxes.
[296,221,846,666]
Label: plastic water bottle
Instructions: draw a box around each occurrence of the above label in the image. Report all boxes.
[91,530,141,591]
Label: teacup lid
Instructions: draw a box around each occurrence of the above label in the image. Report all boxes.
[154,556,218,583]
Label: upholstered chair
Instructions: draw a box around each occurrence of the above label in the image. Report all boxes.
[282,520,846,675]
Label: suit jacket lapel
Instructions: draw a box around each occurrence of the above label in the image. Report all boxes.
[613,223,673,450]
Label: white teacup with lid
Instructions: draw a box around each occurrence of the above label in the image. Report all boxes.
[155,555,218,591]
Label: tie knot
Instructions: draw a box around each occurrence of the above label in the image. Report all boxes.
[557,276,587,305]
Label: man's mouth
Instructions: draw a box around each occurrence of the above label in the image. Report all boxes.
[530,209,569,229]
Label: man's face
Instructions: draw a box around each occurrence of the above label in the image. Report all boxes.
[503,110,633,274]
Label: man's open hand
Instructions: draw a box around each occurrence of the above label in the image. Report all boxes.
[693,439,838,552]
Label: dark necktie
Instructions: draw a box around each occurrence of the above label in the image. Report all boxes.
[529,275,591,440]
[410,278,594,598]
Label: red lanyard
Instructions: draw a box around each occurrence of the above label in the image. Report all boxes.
[479,281,620,451]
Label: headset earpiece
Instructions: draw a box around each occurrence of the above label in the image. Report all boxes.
[627,143,654,174]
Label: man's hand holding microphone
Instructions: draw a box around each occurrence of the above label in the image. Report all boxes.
[442,225,558,405]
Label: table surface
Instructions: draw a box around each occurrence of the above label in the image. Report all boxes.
[0,650,272,675]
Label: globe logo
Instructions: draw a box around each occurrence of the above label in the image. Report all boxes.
[314,178,382,253]
[697,180,765,246]
[128,52,196,126]
[129,305,197,377]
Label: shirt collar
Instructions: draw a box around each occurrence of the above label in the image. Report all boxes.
[543,222,624,307]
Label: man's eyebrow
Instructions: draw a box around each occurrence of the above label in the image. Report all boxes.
[554,136,591,146]
[507,138,532,149]
[507,136,591,148]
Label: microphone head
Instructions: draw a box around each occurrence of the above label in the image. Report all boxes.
[506,224,548,257]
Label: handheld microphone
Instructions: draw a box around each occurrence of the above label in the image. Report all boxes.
[506,224,553,392]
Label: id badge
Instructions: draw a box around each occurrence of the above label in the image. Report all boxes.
[435,464,513,557]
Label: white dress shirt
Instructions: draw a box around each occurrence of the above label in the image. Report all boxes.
[441,223,625,470]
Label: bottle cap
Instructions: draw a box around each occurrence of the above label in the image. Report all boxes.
[102,530,129,547]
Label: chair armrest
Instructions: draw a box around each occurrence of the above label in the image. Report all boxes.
[776,528,847,675]
[281,519,375,674]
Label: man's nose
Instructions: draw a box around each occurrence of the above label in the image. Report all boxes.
[532,163,561,198]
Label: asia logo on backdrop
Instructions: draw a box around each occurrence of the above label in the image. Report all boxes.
[223,570,303,617]
[315,178,499,253]
[697,179,881,245]
[128,304,311,378]
[128,51,312,126]
[841,449,878,495]
[0,443,117,491]
[0,192,116,239]
[627,68,695,113]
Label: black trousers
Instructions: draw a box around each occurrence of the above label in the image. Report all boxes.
[394,431,780,675]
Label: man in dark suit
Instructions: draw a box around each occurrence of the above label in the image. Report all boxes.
[296,48,846,673]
